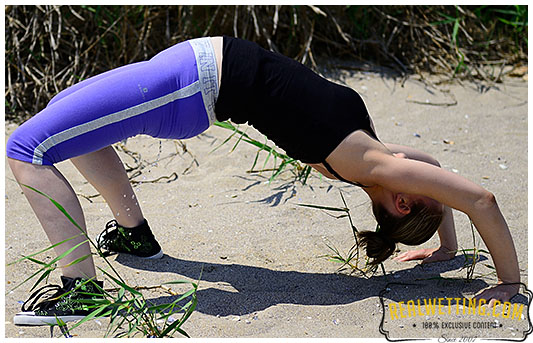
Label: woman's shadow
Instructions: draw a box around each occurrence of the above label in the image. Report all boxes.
[114,253,503,317]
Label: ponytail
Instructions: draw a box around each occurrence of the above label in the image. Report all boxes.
[358,230,396,265]
[358,201,443,265]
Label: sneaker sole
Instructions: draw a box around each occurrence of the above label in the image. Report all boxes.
[98,249,164,259]
[14,312,86,326]
[117,249,164,259]
[141,249,164,259]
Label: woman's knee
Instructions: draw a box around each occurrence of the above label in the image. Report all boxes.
[6,125,39,166]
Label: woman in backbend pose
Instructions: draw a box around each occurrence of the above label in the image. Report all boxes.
[6,36,520,326]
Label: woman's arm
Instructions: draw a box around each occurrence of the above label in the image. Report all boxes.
[367,152,520,305]
[323,131,518,304]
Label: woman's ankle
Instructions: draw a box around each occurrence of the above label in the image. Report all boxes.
[116,218,146,229]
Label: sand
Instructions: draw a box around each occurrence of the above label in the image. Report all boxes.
[4,69,528,339]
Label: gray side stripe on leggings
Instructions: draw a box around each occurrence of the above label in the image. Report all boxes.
[32,81,201,165]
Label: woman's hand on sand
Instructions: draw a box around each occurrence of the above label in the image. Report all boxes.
[393,246,456,264]
[473,283,520,307]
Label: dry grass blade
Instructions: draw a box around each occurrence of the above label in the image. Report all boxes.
[299,191,386,278]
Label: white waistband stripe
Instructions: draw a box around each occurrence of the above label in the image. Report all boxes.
[188,37,219,126]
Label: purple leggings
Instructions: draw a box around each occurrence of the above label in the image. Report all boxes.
[6,38,219,165]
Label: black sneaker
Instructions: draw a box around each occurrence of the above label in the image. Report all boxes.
[14,276,107,326]
[96,219,163,259]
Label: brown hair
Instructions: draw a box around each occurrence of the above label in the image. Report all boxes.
[358,201,443,265]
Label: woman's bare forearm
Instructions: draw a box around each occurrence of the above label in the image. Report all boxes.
[437,205,458,252]
[468,193,520,286]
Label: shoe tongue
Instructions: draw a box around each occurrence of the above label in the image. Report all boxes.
[60,276,78,290]
[60,276,104,291]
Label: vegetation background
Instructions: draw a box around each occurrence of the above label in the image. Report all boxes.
[5,5,528,123]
